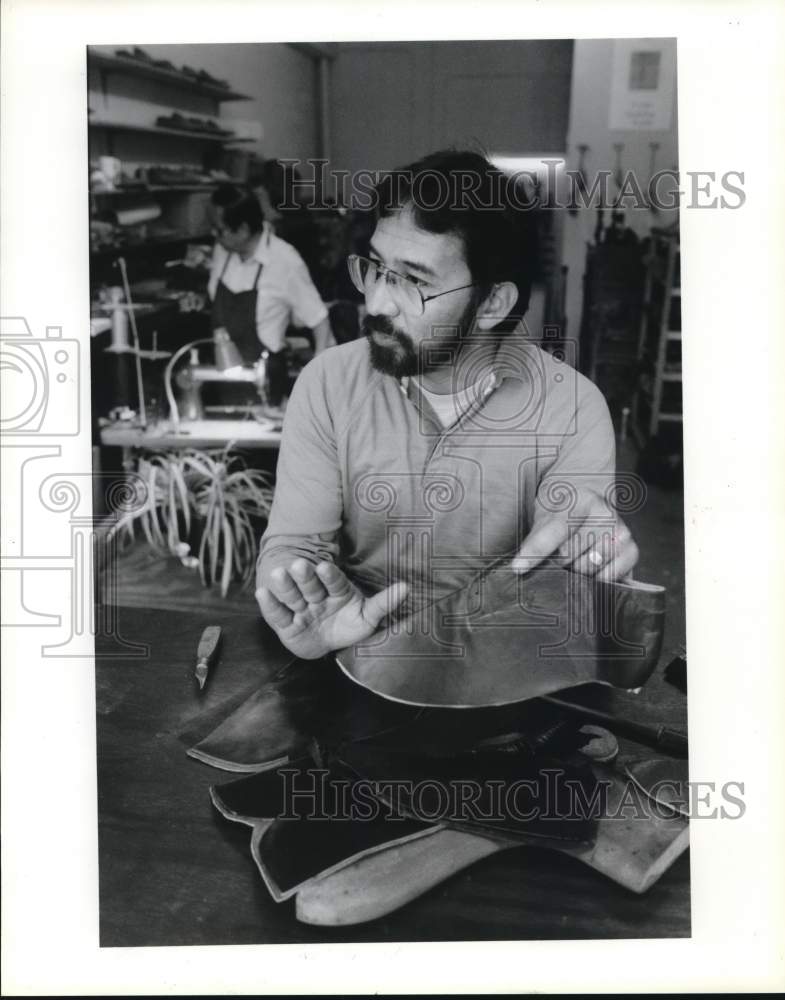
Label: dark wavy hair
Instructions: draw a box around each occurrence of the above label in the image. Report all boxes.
[374,149,539,330]
[210,184,265,235]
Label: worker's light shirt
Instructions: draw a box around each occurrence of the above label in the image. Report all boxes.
[208,223,328,353]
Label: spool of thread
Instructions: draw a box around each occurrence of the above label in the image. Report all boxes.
[110,305,130,351]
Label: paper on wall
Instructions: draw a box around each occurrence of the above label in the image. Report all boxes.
[608,38,676,131]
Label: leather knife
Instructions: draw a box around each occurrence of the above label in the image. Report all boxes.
[195,625,222,691]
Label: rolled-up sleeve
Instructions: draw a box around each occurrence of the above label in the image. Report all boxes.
[288,258,328,329]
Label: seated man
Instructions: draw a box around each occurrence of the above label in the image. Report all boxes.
[207,184,334,404]
[256,150,638,661]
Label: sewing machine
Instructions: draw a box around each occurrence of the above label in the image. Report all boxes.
[171,349,272,422]
[164,332,273,425]
[99,332,283,453]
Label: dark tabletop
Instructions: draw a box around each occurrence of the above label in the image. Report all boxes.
[96,598,690,947]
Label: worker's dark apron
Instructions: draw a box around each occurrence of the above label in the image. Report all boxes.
[210,254,289,407]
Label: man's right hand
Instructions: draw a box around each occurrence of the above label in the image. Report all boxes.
[256,559,408,660]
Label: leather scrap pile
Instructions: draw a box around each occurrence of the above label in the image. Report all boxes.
[189,563,689,925]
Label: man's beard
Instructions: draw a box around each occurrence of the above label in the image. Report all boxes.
[364,316,419,378]
[363,300,479,379]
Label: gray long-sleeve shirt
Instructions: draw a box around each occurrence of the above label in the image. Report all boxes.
[258,333,615,615]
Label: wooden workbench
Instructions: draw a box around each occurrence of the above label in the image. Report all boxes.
[95,553,690,946]
[100,416,283,451]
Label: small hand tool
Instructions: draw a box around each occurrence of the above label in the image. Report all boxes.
[194,625,222,691]
[542,694,688,757]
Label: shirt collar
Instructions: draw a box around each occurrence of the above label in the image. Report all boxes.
[402,369,498,400]
[397,321,537,416]
[245,222,272,265]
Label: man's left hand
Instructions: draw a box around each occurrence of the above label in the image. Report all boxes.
[511,488,639,582]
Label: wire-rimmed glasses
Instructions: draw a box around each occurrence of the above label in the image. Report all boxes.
[347,254,478,316]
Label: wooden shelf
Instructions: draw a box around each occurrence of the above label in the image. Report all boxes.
[90,119,254,144]
[89,51,252,102]
[91,183,240,197]
[91,232,213,260]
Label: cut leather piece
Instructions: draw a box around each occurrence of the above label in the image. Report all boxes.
[327,696,591,759]
[296,828,511,926]
[210,755,319,820]
[561,760,689,892]
[210,749,688,922]
[188,647,593,772]
[332,741,599,845]
[188,683,304,772]
[625,756,690,818]
[256,816,440,901]
[210,757,440,901]
[337,560,666,708]
[296,761,690,925]
[188,654,427,771]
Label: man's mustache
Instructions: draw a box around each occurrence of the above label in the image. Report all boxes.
[362,314,399,339]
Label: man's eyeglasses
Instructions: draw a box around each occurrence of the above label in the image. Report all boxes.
[347,254,478,317]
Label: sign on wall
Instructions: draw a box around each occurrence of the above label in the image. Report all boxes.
[608,38,676,131]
